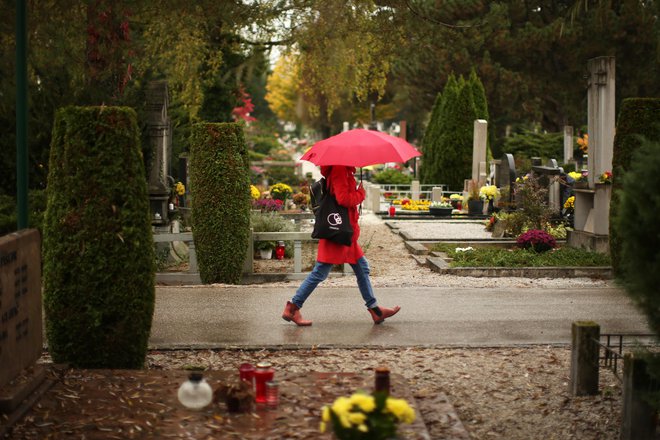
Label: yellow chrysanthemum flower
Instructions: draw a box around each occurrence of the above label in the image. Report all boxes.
[349,394,376,413]
[331,397,352,416]
[386,398,416,424]
[321,406,331,422]
[250,185,260,200]
[564,196,575,210]
[175,182,186,196]
[348,412,367,425]
[358,424,369,432]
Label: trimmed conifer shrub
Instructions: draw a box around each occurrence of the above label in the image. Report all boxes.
[469,68,489,121]
[616,138,660,334]
[189,122,251,284]
[436,79,478,190]
[43,106,154,369]
[419,92,442,184]
[609,98,660,274]
[420,75,458,185]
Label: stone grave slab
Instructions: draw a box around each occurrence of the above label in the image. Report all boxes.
[0,229,44,413]
[8,369,439,439]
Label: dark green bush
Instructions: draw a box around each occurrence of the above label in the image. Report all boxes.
[190,122,251,284]
[267,166,300,187]
[610,98,660,274]
[432,244,610,267]
[616,138,660,334]
[615,138,660,409]
[500,129,563,160]
[0,190,47,236]
[43,106,154,368]
[372,168,413,185]
[248,135,280,155]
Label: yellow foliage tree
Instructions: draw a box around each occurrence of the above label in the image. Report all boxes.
[265,53,301,123]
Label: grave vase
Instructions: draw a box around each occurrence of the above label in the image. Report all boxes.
[487,199,495,215]
[467,199,483,216]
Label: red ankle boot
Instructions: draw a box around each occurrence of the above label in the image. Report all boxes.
[282,301,312,326]
[368,305,401,324]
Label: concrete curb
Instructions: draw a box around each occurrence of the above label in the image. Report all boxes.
[426,260,613,278]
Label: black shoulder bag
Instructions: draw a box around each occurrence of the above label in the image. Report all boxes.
[309,178,354,246]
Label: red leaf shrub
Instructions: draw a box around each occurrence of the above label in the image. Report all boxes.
[516,229,557,253]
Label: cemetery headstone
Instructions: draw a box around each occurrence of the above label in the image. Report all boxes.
[568,56,615,252]
[471,120,488,186]
[496,153,516,206]
[586,56,615,188]
[563,125,574,164]
[146,80,172,226]
[0,229,44,413]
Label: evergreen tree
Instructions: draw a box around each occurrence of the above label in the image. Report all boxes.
[469,68,489,121]
[436,79,478,190]
[419,92,442,184]
[420,75,460,184]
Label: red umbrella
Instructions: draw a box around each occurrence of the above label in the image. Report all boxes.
[299,129,421,167]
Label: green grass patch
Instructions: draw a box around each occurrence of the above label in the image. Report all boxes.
[431,244,611,267]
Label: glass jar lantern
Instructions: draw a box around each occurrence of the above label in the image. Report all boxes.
[177,372,213,410]
[275,241,285,260]
[254,362,275,403]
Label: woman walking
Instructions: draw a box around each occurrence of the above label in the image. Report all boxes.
[281,165,401,326]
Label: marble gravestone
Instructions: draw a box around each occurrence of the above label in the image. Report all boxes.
[0,229,44,413]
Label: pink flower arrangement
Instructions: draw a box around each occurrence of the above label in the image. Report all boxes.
[516,229,557,253]
[253,198,283,212]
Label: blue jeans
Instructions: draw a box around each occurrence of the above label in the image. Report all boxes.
[291,256,378,309]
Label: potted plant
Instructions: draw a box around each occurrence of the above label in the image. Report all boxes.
[467,180,483,215]
[320,392,416,440]
[449,193,463,210]
[429,200,453,217]
[255,240,276,259]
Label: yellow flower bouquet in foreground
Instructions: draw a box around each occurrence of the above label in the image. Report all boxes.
[321,392,415,440]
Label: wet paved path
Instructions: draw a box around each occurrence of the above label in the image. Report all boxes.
[150,286,649,348]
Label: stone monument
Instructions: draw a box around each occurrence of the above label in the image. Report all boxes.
[146,80,172,226]
[563,125,574,165]
[0,229,45,415]
[568,57,615,253]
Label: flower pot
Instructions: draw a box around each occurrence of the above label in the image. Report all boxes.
[467,200,484,215]
[259,249,273,260]
[428,207,453,217]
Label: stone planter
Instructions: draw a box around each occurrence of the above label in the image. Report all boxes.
[259,249,273,260]
[429,207,453,217]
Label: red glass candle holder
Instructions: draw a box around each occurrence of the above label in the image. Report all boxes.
[388,204,396,217]
[254,362,275,403]
[239,363,255,385]
[275,241,285,260]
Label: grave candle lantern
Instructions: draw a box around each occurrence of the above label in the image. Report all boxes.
[275,241,285,260]
[254,362,275,403]
[177,372,213,410]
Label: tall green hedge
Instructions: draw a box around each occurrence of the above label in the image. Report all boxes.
[43,106,155,368]
[610,98,660,274]
[190,122,251,284]
[615,138,660,334]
